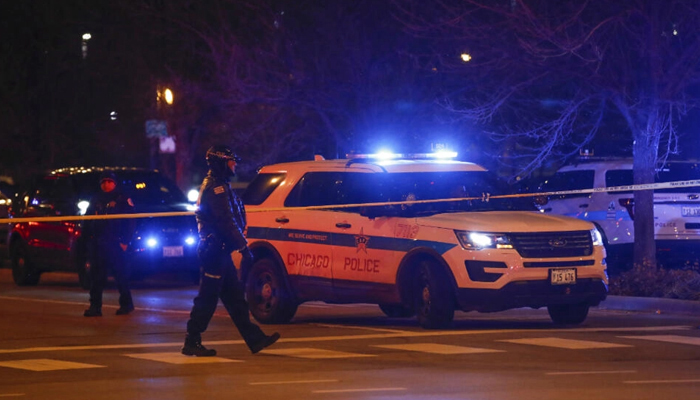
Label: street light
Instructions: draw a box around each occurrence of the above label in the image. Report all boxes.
[82,32,91,59]
[164,88,174,105]
[460,53,472,62]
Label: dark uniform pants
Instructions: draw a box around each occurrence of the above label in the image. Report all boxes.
[89,240,133,308]
[186,240,265,349]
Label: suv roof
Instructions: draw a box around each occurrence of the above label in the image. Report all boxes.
[258,158,486,174]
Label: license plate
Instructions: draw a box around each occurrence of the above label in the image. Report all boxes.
[682,206,700,217]
[163,246,184,257]
[550,268,576,285]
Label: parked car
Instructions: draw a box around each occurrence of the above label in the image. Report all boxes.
[7,167,199,288]
[240,153,608,329]
[536,158,700,271]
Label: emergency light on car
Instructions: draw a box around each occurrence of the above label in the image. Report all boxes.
[346,151,458,160]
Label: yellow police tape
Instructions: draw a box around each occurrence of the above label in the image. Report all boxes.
[1,178,699,224]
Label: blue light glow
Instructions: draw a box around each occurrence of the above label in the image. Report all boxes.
[185,236,196,245]
[146,238,158,248]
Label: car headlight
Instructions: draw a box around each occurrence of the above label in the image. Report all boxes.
[454,230,513,250]
[590,228,604,247]
[146,238,158,248]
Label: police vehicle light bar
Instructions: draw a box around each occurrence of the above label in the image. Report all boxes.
[346,151,458,160]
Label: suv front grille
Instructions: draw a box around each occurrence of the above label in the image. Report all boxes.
[510,231,592,258]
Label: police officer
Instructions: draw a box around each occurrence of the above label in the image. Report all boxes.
[182,145,280,357]
[83,170,136,317]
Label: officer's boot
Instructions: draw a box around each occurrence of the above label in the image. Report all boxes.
[249,332,281,354]
[83,304,102,317]
[181,334,217,357]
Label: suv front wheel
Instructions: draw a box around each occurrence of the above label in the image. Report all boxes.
[412,259,455,329]
[245,258,298,324]
[11,241,40,286]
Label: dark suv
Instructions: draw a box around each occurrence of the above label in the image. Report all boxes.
[7,167,199,288]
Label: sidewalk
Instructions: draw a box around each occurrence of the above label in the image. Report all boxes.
[598,295,700,316]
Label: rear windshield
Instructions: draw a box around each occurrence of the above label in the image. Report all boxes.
[242,173,286,205]
[73,171,187,207]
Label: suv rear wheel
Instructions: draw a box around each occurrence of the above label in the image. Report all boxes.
[245,258,298,324]
[11,241,40,286]
[412,259,454,329]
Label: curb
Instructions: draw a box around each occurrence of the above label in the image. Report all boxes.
[597,295,700,316]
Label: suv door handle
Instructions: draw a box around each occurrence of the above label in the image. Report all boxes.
[335,222,352,229]
[275,217,289,224]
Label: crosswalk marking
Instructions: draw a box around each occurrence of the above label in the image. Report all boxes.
[0,359,105,371]
[499,337,632,349]
[372,343,504,354]
[260,347,375,359]
[619,335,700,346]
[124,352,242,364]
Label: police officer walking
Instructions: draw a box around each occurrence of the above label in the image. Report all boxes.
[182,145,280,357]
[83,170,136,317]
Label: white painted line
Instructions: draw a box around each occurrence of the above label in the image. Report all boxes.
[249,379,339,386]
[260,347,376,359]
[124,352,242,364]
[0,359,105,372]
[500,337,632,349]
[312,387,406,394]
[546,370,637,376]
[619,335,700,346]
[624,379,700,384]
[373,343,504,355]
[312,323,407,333]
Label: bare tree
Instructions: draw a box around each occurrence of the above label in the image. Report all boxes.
[394,0,700,269]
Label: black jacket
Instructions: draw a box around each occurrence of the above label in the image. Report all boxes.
[195,171,247,252]
[84,188,135,245]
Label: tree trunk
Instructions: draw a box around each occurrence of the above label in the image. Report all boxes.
[632,130,657,270]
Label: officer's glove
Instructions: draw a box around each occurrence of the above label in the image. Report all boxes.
[240,247,254,263]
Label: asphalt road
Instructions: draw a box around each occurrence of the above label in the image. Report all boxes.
[0,268,699,400]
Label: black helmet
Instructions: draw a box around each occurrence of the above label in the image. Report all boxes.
[99,170,117,184]
[205,145,240,177]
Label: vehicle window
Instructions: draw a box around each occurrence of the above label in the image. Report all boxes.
[284,172,345,208]
[72,171,187,209]
[374,171,535,213]
[31,176,78,215]
[242,173,286,205]
[540,170,594,199]
[605,169,633,194]
[285,171,533,214]
[655,162,700,193]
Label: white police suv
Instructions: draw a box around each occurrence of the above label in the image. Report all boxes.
[536,158,700,269]
[241,153,608,329]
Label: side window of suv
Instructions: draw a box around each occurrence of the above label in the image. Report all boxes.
[285,172,345,208]
[242,173,286,205]
[540,170,595,199]
[605,169,633,194]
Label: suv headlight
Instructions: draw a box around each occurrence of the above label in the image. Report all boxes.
[590,228,604,247]
[454,230,513,250]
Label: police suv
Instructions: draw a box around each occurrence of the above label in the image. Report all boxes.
[241,153,608,329]
[536,158,700,270]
